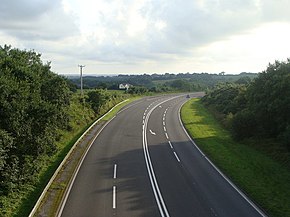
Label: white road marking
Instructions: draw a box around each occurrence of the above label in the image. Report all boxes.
[150,129,156,135]
[165,132,169,139]
[113,164,117,179]
[177,101,268,217]
[164,127,167,132]
[113,186,117,209]
[173,152,181,162]
[143,97,185,217]
[163,121,165,126]
[168,141,173,149]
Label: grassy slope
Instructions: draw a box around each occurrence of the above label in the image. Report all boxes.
[181,98,290,217]
[5,93,135,217]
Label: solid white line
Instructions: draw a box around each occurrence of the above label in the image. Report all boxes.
[113,186,117,209]
[142,96,185,217]
[173,152,181,162]
[168,141,173,149]
[142,94,187,217]
[113,164,117,179]
[56,116,117,217]
[31,99,128,217]
[178,101,267,217]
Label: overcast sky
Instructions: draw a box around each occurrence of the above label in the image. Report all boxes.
[1,0,290,75]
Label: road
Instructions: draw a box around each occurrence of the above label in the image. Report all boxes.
[59,93,267,217]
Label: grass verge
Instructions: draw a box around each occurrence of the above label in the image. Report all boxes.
[10,95,139,217]
[181,98,290,217]
[102,96,141,121]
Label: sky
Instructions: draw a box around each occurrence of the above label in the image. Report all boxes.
[1,0,290,75]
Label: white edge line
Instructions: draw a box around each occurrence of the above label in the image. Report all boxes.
[29,99,128,217]
[143,94,186,217]
[56,116,116,217]
[117,99,143,114]
[178,100,268,217]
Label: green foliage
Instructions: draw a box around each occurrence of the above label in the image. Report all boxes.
[165,79,199,92]
[231,109,257,139]
[182,99,290,217]
[246,59,290,139]
[127,86,148,94]
[87,89,110,113]
[68,72,257,92]
[202,83,248,115]
[0,45,71,210]
[0,130,15,194]
[202,58,290,150]
[279,125,290,151]
[0,46,129,216]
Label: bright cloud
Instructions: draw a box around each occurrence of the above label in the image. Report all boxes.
[0,0,289,74]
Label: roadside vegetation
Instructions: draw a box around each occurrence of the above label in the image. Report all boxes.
[181,59,290,217]
[2,44,288,217]
[0,46,129,216]
[68,71,258,93]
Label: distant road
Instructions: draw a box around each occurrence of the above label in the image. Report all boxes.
[59,93,267,217]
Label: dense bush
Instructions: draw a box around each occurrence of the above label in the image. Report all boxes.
[202,83,248,115]
[0,45,71,195]
[0,46,129,215]
[202,58,290,150]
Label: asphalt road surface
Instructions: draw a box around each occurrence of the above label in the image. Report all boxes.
[59,93,267,217]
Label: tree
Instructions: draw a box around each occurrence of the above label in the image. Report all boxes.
[87,89,110,113]
[0,45,71,195]
[202,83,246,115]
[246,59,290,137]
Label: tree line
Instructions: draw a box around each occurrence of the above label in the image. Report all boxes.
[0,45,72,195]
[0,46,126,215]
[68,71,257,92]
[202,59,290,150]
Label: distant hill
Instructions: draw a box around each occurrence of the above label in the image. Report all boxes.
[67,72,258,91]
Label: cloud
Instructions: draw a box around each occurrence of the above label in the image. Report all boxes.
[0,0,79,41]
[1,0,290,74]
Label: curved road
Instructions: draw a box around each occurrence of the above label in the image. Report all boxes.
[59,93,267,217]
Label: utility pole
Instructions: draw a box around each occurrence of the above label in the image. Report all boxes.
[78,65,85,97]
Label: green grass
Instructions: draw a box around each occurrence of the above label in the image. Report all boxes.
[4,94,139,217]
[181,98,290,217]
[102,96,141,121]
